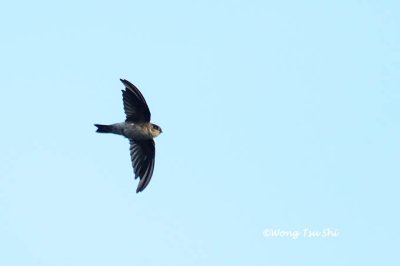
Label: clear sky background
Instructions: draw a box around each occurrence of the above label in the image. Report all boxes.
[1,0,399,265]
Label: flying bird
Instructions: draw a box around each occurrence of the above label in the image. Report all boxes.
[95,79,162,193]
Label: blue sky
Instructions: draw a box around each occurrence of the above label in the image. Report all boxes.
[1,0,399,265]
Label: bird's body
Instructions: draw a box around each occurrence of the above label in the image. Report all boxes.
[96,122,161,140]
[95,79,162,193]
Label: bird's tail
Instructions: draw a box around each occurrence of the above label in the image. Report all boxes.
[94,124,112,133]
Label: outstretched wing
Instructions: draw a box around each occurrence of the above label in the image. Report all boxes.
[129,139,155,193]
[120,79,151,123]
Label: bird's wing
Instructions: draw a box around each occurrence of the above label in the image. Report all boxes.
[120,79,151,123]
[129,139,155,193]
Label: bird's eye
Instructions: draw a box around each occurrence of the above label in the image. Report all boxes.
[152,125,159,130]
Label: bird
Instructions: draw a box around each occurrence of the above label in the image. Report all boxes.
[94,79,162,193]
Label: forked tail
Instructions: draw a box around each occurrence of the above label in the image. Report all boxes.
[94,124,112,133]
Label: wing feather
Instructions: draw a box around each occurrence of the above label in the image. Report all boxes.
[129,139,155,193]
[120,79,151,123]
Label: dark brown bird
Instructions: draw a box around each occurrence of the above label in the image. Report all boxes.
[95,79,162,193]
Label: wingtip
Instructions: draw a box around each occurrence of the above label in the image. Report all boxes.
[135,179,147,193]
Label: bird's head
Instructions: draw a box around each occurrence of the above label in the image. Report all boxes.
[149,123,163,138]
